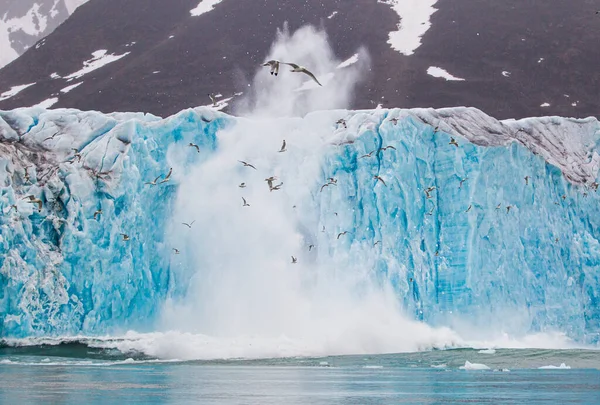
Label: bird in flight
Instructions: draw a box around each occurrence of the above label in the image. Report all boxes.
[291,256,298,264]
[465,205,472,213]
[120,233,130,241]
[506,205,512,213]
[23,195,42,212]
[242,197,250,207]
[239,182,247,188]
[189,143,200,153]
[208,93,217,107]
[182,220,196,228]
[278,140,287,153]
[379,145,396,153]
[449,137,459,147]
[93,209,102,220]
[459,178,468,189]
[389,118,399,125]
[337,231,348,240]
[524,176,529,185]
[308,244,314,251]
[320,183,331,192]
[284,63,322,86]
[24,167,31,183]
[145,175,162,186]
[270,182,283,192]
[336,119,347,128]
[424,187,436,199]
[159,168,173,184]
[239,160,257,170]
[374,176,387,186]
[374,240,381,247]
[327,177,337,185]
[359,151,375,159]
[263,60,280,76]
[173,248,180,254]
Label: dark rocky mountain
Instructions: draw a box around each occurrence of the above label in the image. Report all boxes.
[0,0,88,68]
[0,0,597,120]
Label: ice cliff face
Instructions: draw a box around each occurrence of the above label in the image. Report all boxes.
[0,106,599,344]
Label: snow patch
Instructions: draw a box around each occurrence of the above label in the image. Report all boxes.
[378,0,439,56]
[0,83,36,101]
[541,103,551,107]
[427,66,465,81]
[50,73,61,79]
[64,50,130,80]
[60,82,83,94]
[33,97,59,109]
[328,11,338,19]
[190,0,225,17]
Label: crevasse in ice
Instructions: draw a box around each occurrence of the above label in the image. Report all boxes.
[0,105,598,343]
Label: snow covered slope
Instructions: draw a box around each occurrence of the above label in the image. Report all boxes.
[1,106,599,348]
[0,0,88,69]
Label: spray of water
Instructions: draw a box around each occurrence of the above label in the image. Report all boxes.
[148,25,575,360]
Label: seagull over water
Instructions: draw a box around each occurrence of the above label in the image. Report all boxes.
[208,93,217,106]
[262,60,280,76]
[120,233,130,241]
[189,143,200,153]
[93,209,102,220]
[182,220,196,228]
[159,168,173,184]
[242,197,250,207]
[284,63,322,86]
[23,195,42,212]
[337,231,348,240]
[291,256,298,264]
[239,160,257,170]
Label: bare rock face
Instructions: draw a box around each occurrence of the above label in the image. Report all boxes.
[0,0,88,68]
[0,0,598,121]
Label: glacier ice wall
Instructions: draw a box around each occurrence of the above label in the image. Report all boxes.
[0,105,599,344]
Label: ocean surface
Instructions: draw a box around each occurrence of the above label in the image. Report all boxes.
[1,344,599,404]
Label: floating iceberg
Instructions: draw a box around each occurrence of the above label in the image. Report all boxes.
[0,105,599,348]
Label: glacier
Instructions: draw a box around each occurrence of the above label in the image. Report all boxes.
[0,105,599,348]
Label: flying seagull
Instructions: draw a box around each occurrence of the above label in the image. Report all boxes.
[389,118,399,125]
[173,248,180,254]
[242,197,250,207]
[327,177,337,184]
[120,233,130,241]
[145,175,162,186]
[459,178,468,189]
[374,176,387,186]
[337,231,348,240]
[265,176,277,190]
[320,183,330,192]
[284,63,322,86]
[359,151,375,159]
[270,182,283,191]
[308,244,314,251]
[208,93,217,106]
[239,160,257,170]
[506,205,512,213]
[374,240,381,247]
[524,175,529,185]
[465,205,472,213]
[239,182,247,188]
[24,167,31,183]
[379,145,396,153]
[159,168,173,184]
[262,60,280,76]
[189,143,200,153]
[93,209,102,220]
[24,195,42,212]
[291,256,297,264]
[182,221,196,229]
[449,137,459,147]
[278,140,287,153]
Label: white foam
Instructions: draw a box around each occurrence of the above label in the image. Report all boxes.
[337,53,359,69]
[363,365,383,369]
[478,348,496,354]
[430,364,447,368]
[190,0,225,17]
[539,363,571,369]
[460,361,490,370]
[378,0,439,56]
[427,66,465,81]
